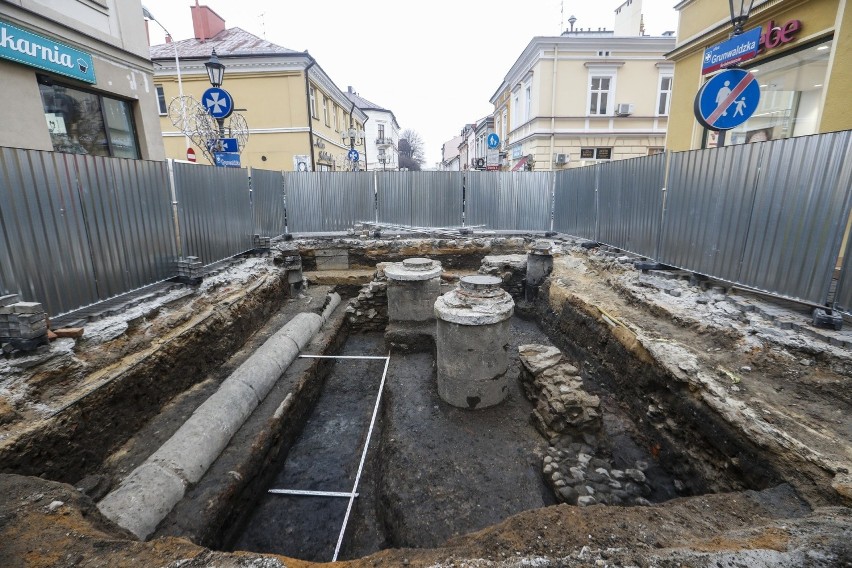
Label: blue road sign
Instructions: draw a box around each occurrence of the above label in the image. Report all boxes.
[202,87,233,119]
[487,133,500,149]
[214,152,241,168]
[207,137,238,153]
[348,149,360,162]
[694,68,761,131]
[702,27,761,75]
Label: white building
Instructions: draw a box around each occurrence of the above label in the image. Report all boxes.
[344,86,400,171]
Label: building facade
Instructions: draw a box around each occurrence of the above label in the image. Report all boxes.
[0,0,164,160]
[666,0,852,150]
[150,3,366,171]
[438,134,463,171]
[344,86,400,171]
[491,27,675,171]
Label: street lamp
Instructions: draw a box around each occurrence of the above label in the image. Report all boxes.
[204,49,225,87]
[342,125,365,171]
[142,5,190,149]
[728,0,755,36]
[204,49,226,139]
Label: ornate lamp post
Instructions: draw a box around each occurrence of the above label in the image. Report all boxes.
[728,0,755,36]
[204,49,226,138]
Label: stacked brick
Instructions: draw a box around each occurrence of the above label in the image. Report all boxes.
[345,266,389,332]
[253,234,271,249]
[0,294,49,351]
[478,255,527,301]
[176,257,204,282]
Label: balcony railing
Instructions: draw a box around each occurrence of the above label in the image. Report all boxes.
[376,137,395,147]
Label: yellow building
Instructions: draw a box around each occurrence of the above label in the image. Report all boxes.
[666,0,851,150]
[490,15,676,170]
[150,4,366,171]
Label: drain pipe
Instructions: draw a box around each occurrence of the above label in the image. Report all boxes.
[97,293,341,540]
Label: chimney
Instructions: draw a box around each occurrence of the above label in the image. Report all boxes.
[191,1,226,41]
[348,86,354,94]
[165,34,172,43]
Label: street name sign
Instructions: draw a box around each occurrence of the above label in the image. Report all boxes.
[702,27,761,75]
[214,152,240,168]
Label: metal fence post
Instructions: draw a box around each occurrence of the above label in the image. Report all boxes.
[166,159,183,258]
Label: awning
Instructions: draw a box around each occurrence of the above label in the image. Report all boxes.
[511,156,529,171]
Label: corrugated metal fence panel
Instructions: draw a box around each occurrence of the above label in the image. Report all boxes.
[465,171,502,229]
[597,153,666,257]
[659,143,764,279]
[376,172,462,228]
[837,238,852,315]
[0,148,99,314]
[509,172,552,231]
[739,132,852,305]
[286,172,374,232]
[251,168,285,237]
[174,162,252,263]
[104,157,176,291]
[553,165,597,239]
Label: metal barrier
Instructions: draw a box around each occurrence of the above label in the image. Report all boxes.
[173,161,253,263]
[285,172,375,233]
[597,153,667,258]
[377,171,463,228]
[0,149,174,316]
[250,168,286,238]
[2,130,850,317]
[466,171,551,231]
[660,132,852,306]
[553,165,597,239]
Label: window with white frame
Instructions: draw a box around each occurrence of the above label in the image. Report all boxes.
[501,110,507,143]
[657,74,673,116]
[589,76,612,115]
[155,85,167,115]
[524,84,532,123]
[512,89,520,129]
[309,86,317,118]
[333,104,339,131]
[322,96,330,126]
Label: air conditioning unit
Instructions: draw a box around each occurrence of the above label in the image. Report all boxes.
[615,103,634,116]
[555,153,568,165]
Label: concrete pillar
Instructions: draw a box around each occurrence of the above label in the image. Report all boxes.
[385,257,442,322]
[434,275,515,409]
[526,240,554,301]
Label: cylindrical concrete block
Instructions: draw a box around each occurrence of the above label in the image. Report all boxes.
[434,275,514,409]
[526,241,554,301]
[385,257,442,323]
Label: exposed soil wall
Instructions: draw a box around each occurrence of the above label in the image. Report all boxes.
[0,272,291,485]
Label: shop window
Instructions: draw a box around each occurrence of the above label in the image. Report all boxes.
[155,85,167,115]
[39,82,140,159]
[589,76,612,115]
[724,39,832,146]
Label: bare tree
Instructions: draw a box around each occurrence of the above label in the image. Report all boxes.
[399,128,425,171]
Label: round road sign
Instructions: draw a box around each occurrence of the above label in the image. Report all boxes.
[348,149,360,162]
[186,148,196,162]
[694,68,761,131]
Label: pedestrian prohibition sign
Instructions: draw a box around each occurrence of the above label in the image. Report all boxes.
[694,68,761,131]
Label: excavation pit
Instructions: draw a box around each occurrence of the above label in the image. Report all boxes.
[0,236,849,566]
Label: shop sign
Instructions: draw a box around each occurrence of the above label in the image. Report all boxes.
[0,19,95,83]
[511,145,522,159]
[758,20,802,54]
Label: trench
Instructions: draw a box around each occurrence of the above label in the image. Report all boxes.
[0,248,806,564]
[222,312,700,561]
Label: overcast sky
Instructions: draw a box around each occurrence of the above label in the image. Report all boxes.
[141,0,679,165]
